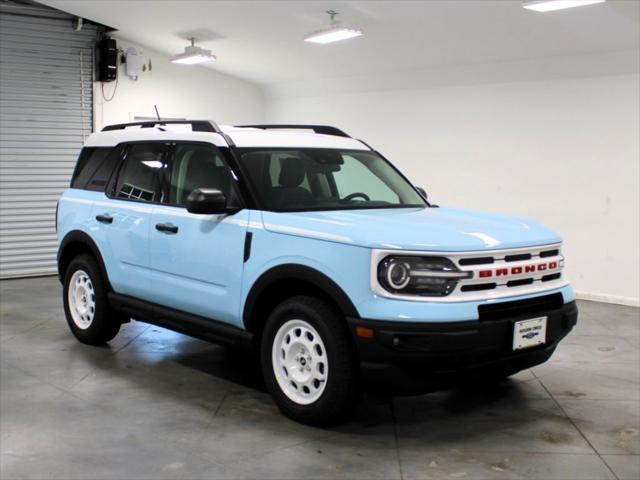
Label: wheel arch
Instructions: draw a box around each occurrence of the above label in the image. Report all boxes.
[57,230,112,290]
[243,264,360,336]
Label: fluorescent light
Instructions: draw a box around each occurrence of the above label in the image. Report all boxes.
[171,39,216,65]
[304,10,363,44]
[304,27,362,44]
[522,0,606,12]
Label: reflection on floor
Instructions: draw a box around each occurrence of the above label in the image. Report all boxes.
[1,276,638,479]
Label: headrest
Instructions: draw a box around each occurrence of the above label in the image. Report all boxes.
[191,148,213,163]
[278,157,305,188]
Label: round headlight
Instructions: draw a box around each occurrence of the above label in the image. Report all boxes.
[377,255,469,296]
[386,261,411,290]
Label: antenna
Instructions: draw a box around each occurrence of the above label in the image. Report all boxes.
[154,105,161,122]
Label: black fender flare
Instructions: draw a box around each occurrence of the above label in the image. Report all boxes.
[57,230,111,289]
[243,264,360,329]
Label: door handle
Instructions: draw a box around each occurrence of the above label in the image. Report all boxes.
[96,214,113,224]
[155,223,178,234]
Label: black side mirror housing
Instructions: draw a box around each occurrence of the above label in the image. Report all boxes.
[416,186,439,208]
[415,186,428,200]
[186,188,234,214]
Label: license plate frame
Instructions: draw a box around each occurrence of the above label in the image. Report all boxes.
[513,316,547,351]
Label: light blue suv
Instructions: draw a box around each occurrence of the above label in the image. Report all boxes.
[57,121,577,425]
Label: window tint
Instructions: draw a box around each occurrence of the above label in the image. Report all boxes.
[70,147,113,190]
[114,143,166,202]
[333,155,399,203]
[86,146,125,191]
[239,148,425,211]
[169,143,237,206]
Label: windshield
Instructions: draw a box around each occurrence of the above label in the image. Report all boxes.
[238,148,426,211]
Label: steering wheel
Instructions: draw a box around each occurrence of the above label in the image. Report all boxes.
[343,192,371,202]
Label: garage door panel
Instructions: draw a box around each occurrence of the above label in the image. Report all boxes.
[0,72,92,86]
[0,84,88,96]
[0,1,97,278]
[0,220,57,231]
[0,93,86,106]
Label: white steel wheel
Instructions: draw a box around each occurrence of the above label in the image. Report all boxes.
[272,319,328,405]
[67,270,96,330]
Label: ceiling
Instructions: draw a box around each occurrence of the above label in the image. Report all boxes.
[39,0,639,92]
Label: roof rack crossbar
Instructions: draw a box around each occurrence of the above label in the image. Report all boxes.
[235,124,351,138]
[101,120,222,133]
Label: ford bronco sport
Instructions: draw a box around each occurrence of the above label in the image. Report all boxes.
[57,121,577,425]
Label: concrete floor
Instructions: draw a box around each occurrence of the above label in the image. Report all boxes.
[0,277,638,480]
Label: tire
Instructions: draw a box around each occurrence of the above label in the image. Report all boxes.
[261,295,360,426]
[62,254,121,345]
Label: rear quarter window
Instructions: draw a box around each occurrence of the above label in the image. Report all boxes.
[70,147,119,191]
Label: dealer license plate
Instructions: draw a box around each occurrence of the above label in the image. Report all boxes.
[513,317,547,350]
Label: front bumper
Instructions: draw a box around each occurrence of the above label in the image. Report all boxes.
[347,293,578,394]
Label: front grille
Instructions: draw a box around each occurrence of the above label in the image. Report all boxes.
[448,243,565,299]
[505,253,531,262]
[542,273,561,282]
[478,293,564,321]
[461,283,496,292]
[371,243,567,303]
[459,257,493,266]
[507,278,534,287]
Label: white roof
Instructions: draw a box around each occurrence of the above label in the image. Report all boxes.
[83,123,369,150]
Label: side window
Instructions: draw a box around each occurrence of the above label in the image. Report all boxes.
[85,146,125,191]
[70,147,113,190]
[169,143,237,206]
[114,143,166,202]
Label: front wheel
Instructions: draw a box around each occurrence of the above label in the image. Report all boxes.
[63,254,120,345]
[261,296,360,426]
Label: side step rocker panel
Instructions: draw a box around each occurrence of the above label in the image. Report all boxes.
[108,293,253,350]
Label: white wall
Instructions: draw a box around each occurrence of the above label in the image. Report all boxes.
[94,38,264,130]
[266,74,640,306]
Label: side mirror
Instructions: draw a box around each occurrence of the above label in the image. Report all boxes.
[415,186,439,208]
[186,188,232,214]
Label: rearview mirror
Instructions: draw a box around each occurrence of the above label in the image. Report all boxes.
[186,188,233,214]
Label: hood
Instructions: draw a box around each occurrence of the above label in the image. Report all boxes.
[261,207,562,251]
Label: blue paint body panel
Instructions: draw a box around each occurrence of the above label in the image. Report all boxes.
[149,205,249,326]
[58,189,574,327]
[260,207,562,251]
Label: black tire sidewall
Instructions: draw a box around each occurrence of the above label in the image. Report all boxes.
[261,296,359,426]
[63,254,118,345]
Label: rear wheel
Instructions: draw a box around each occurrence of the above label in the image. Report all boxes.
[63,254,120,345]
[261,296,360,426]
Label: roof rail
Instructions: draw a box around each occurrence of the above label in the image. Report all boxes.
[101,120,222,133]
[235,124,351,138]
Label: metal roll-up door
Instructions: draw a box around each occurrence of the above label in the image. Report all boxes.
[0,1,98,278]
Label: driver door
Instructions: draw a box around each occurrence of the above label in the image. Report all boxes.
[149,142,248,327]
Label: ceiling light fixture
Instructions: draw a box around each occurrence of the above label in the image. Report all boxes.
[170,37,216,64]
[522,0,606,12]
[304,10,363,44]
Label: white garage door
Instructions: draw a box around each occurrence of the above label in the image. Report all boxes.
[0,1,98,278]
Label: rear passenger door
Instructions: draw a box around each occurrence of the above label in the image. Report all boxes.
[95,142,168,302]
[148,142,249,327]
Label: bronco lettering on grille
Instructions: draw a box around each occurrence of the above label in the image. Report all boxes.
[478,261,558,278]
